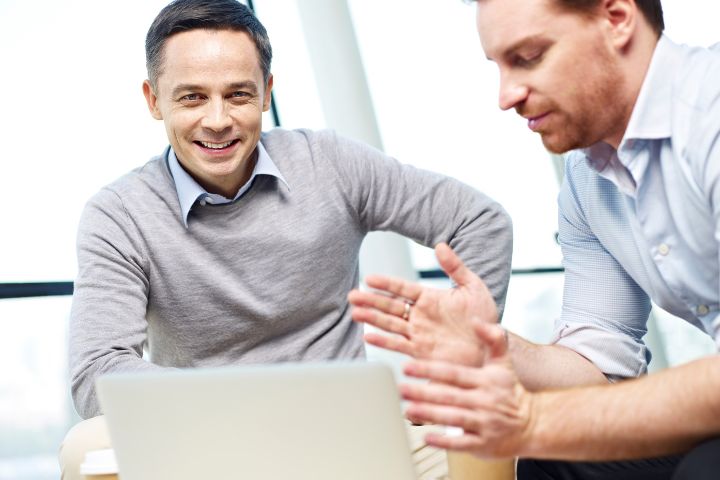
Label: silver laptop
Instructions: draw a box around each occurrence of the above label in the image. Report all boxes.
[96,361,418,480]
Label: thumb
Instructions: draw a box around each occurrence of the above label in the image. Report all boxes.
[474,322,508,361]
[435,243,484,290]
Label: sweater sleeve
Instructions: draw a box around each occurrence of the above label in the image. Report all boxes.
[69,187,168,419]
[319,130,513,316]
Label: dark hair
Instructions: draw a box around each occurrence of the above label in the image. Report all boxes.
[145,0,272,88]
[557,0,664,35]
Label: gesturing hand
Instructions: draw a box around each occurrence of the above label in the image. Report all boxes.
[348,243,498,367]
[400,322,533,459]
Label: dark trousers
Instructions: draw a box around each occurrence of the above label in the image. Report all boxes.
[517,437,720,480]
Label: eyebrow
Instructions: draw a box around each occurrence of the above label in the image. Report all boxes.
[227,81,259,93]
[171,81,259,98]
[487,34,548,61]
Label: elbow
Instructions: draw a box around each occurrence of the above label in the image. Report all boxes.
[71,367,102,419]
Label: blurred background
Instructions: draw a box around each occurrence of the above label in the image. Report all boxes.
[1,1,718,478]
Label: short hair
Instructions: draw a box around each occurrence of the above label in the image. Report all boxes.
[145,0,272,89]
[556,0,664,35]
[469,0,664,36]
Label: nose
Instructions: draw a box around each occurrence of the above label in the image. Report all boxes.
[201,98,232,132]
[498,74,529,111]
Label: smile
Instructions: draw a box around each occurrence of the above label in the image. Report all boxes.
[196,139,239,150]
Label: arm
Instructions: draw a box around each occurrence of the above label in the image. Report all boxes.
[349,243,607,387]
[70,187,170,418]
[508,332,607,391]
[401,322,720,461]
[527,355,720,459]
[325,130,513,315]
[351,156,654,387]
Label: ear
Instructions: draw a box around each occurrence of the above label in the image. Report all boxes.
[600,0,637,50]
[262,74,274,112]
[142,80,163,120]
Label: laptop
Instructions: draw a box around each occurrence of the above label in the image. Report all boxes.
[96,361,418,480]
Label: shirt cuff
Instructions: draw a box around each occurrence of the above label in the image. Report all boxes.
[552,321,650,379]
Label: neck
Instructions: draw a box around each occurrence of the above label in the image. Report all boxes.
[184,148,259,199]
[604,28,661,149]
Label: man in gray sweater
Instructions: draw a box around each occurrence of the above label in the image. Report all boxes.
[58,0,512,478]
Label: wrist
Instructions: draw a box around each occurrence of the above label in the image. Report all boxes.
[518,390,546,459]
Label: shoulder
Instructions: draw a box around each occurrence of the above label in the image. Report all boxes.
[84,154,172,218]
[261,128,387,178]
[668,43,720,179]
[261,128,338,153]
[559,151,614,220]
[561,151,595,192]
[261,128,381,156]
[671,41,720,116]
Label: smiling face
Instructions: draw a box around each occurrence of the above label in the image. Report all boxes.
[143,29,273,197]
[477,0,630,153]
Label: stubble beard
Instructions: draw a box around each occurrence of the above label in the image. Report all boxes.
[540,54,627,154]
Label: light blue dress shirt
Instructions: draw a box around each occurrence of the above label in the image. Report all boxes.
[554,36,720,378]
[167,142,289,227]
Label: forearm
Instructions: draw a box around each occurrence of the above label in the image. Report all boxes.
[525,355,720,460]
[334,133,512,314]
[70,350,169,419]
[508,332,608,391]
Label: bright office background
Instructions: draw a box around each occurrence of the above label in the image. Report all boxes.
[1,1,718,478]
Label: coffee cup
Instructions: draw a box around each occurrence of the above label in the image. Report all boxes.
[80,448,119,480]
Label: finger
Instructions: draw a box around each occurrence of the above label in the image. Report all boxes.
[403,360,480,389]
[351,307,410,337]
[424,432,488,455]
[405,402,481,433]
[474,322,508,360]
[363,275,423,303]
[435,243,485,292]
[364,332,414,357]
[399,382,480,410]
[348,290,411,319]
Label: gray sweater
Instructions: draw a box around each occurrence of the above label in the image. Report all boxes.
[70,128,512,418]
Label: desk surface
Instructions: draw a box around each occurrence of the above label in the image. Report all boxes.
[408,424,449,480]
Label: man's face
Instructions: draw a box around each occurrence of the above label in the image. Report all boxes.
[477,0,627,153]
[143,29,272,196]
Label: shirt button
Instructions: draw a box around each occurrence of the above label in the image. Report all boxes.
[199,199,207,206]
[657,243,670,256]
[697,305,710,316]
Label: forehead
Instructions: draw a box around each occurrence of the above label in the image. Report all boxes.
[159,29,262,85]
[476,0,591,59]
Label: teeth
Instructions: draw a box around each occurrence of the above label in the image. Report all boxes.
[199,140,234,149]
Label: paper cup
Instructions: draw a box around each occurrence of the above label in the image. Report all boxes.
[80,448,119,480]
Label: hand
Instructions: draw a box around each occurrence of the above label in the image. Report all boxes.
[400,322,534,459]
[348,243,498,366]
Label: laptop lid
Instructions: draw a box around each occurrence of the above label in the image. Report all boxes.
[96,361,418,480]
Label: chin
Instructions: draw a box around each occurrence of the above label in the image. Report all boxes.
[542,138,570,154]
[541,134,586,155]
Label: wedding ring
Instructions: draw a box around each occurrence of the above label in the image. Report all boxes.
[402,301,411,320]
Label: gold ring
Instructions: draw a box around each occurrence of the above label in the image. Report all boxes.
[402,301,411,320]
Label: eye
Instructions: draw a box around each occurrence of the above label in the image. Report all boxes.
[512,47,547,68]
[230,91,252,99]
[180,93,203,102]
[513,53,541,68]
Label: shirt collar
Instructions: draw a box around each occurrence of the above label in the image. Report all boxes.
[167,142,289,228]
[579,35,679,195]
[621,34,678,143]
